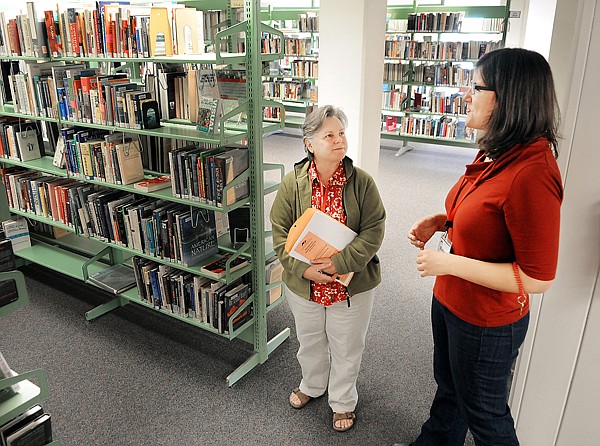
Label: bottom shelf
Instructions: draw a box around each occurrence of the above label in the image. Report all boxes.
[13,235,290,386]
[0,369,48,427]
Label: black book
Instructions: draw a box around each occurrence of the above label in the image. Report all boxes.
[0,236,17,309]
[88,263,137,294]
[141,99,160,129]
[5,413,52,446]
[176,209,218,267]
[213,147,249,207]
[0,405,44,445]
[200,253,250,280]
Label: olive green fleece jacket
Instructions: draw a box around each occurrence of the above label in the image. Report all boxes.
[270,156,386,299]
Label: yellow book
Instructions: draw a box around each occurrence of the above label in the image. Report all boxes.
[149,7,173,57]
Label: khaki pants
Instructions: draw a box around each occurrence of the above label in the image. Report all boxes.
[285,285,374,413]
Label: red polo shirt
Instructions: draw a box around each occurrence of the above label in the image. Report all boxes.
[433,138,563,327]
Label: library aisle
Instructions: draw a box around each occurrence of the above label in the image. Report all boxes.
[1,132,477,446]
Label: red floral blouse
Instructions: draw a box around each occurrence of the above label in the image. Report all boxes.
[308,161,349,306]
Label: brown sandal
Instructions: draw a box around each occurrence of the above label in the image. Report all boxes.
[289,388,312,409]
[333,412,356,432]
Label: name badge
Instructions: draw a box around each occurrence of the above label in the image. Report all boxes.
[438,232,452,253]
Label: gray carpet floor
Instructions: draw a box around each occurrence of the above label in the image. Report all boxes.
[0,132,477,446]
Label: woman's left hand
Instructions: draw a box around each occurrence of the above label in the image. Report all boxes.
[416,249,453,277]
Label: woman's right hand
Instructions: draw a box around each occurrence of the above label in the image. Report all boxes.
[408,213,447,249]
[302,265,336,284]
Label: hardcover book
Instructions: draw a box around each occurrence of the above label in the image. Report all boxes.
[176,209,218,267]
[133,175,172,193]
[0,405,44,443]
[88,263,137,294]
[4,412,52,446]
[200,253,250,279]
[0,236,18,309]
[196,97,220,134]
[213,147,249,207]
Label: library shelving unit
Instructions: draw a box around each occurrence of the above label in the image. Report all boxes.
[383,0,510,154]
[0,254,60,445]
[261,5,319,128]
[0,0,289,386]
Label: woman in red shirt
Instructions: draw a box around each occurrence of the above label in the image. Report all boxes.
[397,48,563,446]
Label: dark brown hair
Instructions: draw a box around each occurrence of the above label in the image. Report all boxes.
[476,48,560,159]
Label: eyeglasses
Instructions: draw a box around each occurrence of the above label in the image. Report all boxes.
[470,82,495,95]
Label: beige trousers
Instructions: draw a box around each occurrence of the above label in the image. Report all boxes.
[285,285,374,413]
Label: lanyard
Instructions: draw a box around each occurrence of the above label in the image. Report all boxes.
[446,160,495,226]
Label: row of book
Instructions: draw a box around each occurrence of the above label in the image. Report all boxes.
[289,59,319,78]
[4,61,160,131]
[385,114,473,141]
[384,38,502,60]
[283,37,317,56]
[263,80,312,101]
[388,16,505,34]
[1,167,224,268]
[168,144,249,207]
[384,61,474,87]
[1,59,246,135]
[382,90,468,116]
[298,13,319,33]
[407,12,465,33]
[0,118,45,163]
[132,256,252,334]
[0,3,215,59]
[56,128,145,186]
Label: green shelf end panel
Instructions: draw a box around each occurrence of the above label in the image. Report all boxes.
[0,369,49,427]
[0,271,29,318]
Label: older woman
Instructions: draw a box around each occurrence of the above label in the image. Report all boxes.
[396,48,563,446]
[270,105,386,432]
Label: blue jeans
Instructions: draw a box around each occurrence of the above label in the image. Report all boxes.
[413,296,529,446]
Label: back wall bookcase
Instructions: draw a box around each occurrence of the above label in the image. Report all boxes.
[383,0,510,154]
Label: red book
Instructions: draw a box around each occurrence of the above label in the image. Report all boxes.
[133,175,172,192]
[7,20,21,56]
[44,11,59,57]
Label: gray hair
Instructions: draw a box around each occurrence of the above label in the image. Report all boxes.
[301,105,348,161]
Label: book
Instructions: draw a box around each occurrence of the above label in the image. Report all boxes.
[0,405,44,445]
[148,7,173,57]
[133,175,172,192]
[200,253,250,279]
[265,258,283,305]
[1,218,31,252]
[196,97,220,134]
[213,147,249,207]
[88,263,137,294]
[140,99,160,129]
[0,236,18,309]
[4,413,52,446]
[285,208,357,287]
[228,204,249,247]
[174,8,203,55]
[114,140,145,185]
[176,209,218,267]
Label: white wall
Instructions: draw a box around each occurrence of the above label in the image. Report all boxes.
[510,0,600,444]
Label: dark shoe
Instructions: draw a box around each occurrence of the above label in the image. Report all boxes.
[289,387,312,409]
[333,411,356,432]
